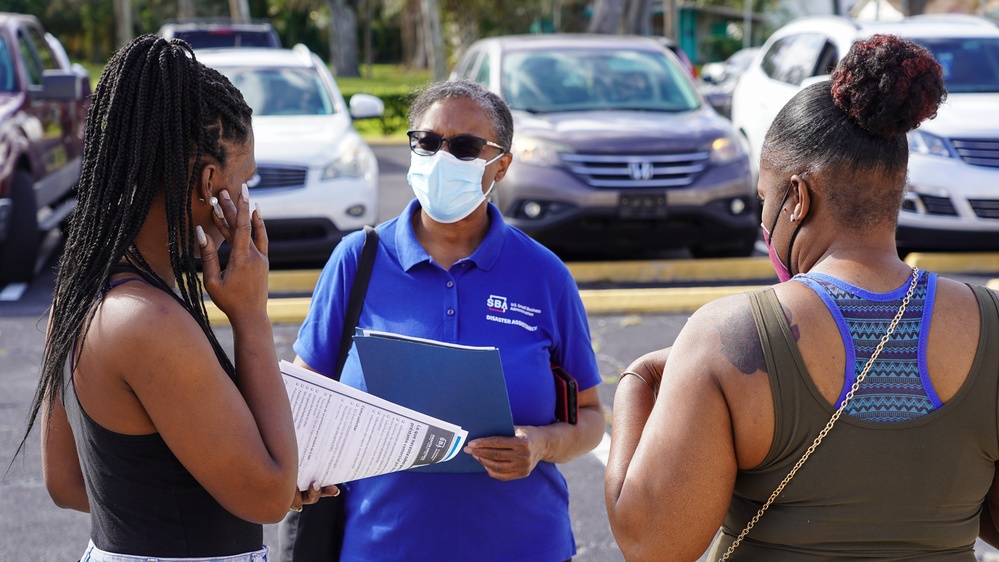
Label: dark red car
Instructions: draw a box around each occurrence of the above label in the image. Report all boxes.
[0,13,89,284]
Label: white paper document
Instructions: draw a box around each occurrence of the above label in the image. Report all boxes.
[280,360,468,490]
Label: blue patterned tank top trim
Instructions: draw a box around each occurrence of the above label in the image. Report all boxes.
[792,270,941,422]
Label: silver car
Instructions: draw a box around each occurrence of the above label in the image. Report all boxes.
[451,34,758,258]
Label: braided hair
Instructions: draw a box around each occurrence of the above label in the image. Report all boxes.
[20,35,252,456]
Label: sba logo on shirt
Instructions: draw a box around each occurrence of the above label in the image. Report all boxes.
[487,294,508,313]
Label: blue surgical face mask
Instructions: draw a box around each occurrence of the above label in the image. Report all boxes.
[407,150,501,224]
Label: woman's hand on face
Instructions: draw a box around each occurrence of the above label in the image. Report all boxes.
[289,482,341,512]
[463,426,548,481]
[197,184,270,322]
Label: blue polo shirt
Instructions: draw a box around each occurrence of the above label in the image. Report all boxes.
[294,200,601,562]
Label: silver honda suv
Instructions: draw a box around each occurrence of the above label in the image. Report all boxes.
[451,34,758,258]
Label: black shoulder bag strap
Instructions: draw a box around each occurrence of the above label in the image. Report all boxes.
[283,225,379,562]
[334,225,379,380]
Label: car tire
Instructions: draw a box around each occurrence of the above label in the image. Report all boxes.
[690,235,757,259]
[0,170,39,284]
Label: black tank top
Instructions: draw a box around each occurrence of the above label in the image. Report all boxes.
[62,276,261,556]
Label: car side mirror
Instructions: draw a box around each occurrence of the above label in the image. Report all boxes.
[700,62,725,84]
[30,69,85,101]
[349,93,384,120]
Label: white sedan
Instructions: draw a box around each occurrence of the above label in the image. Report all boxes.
[199,45,383,264]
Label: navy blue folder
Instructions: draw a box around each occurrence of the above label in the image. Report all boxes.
[352,329,515,473]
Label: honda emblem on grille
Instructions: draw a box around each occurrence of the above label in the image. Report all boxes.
[628,161,654,181]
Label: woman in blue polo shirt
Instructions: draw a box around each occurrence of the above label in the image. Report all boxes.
[288,80,606,561]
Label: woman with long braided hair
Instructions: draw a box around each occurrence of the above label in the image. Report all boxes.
[26,35,318,561]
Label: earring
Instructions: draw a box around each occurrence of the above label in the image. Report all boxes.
[209,196,218,207]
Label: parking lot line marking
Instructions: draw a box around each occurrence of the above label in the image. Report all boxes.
[0,283,27,302]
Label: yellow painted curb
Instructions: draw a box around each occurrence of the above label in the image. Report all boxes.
[206,298,312,326]
[206,287,764,326]
[269,270,322,293]
[266,258,777,296]
[579,286,765,314]
[567,258,775,284]
[905,252,999,275]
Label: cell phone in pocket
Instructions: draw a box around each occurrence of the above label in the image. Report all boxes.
[551,364,578,425]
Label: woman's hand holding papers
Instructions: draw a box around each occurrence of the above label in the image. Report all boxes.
[288,481,341,512]
[466,385,606,481]
[464,426,548,481]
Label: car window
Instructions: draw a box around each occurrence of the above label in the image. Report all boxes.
[219,67,336,116]
[773,33,827,86]
[17,28,59,86]
[760,37,792,80]
[475,52,491,86]
[501,48,699,113]
[175,30,277,49]
[454,48,481,80]
[917,37,999,94]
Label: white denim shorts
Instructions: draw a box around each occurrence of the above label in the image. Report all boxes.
[80,540,268,562]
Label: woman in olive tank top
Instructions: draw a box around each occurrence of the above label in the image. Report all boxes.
[605,35,999,560]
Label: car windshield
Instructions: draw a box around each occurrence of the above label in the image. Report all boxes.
[175,30,275,49]
[917,37,999,93]
[219,67,335,116]
[501,48,700,113]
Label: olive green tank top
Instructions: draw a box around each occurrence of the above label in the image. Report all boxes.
[707,284,999,561]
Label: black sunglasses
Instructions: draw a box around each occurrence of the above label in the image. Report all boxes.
[407,130,506,161]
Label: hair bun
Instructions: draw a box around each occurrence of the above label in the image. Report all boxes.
[830,34,946,138]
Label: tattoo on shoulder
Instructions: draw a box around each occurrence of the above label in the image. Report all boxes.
[718,307,767,375]
[782,303,801,342]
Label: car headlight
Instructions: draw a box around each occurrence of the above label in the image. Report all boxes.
[708,134,745,165]
[907,130,954,158]
[512,136,571,167]
[321,132,371,180]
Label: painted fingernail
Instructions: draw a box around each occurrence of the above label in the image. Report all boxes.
[331,486,340,497]
[221,189,231,201]
[254,202,262,219]
[213,201,224,218]
[196,225,207,246]
[311,482,320,493]
[241,182,249,202]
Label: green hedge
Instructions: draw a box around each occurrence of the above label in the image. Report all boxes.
[341,87,417,137]
[336,65,432,138]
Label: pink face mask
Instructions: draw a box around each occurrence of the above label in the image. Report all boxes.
[761,223,793,283]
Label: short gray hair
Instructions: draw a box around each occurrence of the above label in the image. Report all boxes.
[408,80,514,151]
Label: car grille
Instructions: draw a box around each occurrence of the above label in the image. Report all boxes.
[252,165,308,189]
[951,138,999,168]
[561,151,709,189]
[918,195,958,216]
[969,199,999,219]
